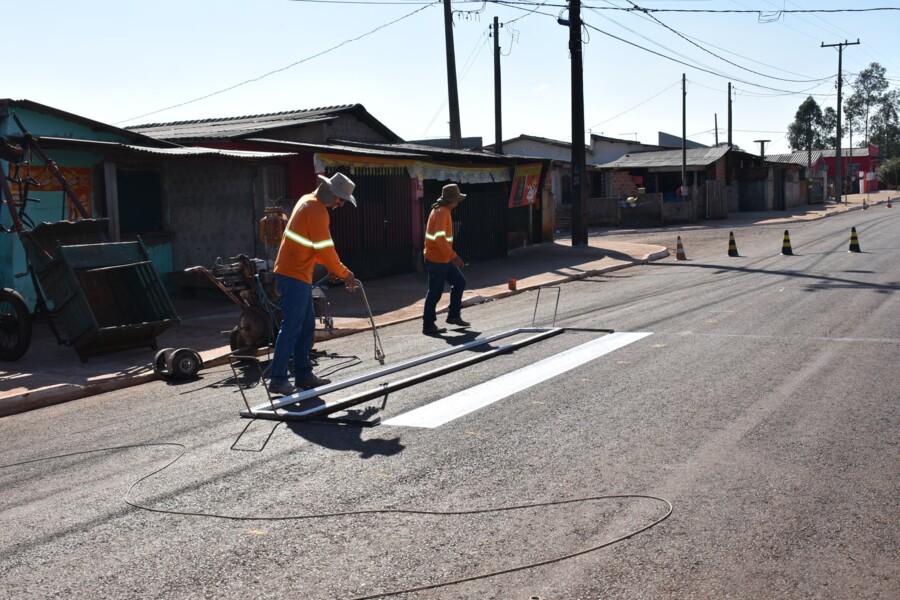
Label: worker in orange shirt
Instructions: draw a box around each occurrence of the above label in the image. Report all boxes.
[422,183,469,335]
[268,172,357,396]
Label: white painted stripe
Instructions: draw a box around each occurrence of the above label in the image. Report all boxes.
[383,331,652,428]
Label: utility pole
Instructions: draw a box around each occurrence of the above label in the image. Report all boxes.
[681,73,687,193]
[568,0,587,246]
[443,0,462,149]
[821,39,859,204]
[493,16,503,154]
[726,82,733,186]
[714,113,719,146]
[727,82,732,148]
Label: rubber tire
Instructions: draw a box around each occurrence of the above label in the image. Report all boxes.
[229,326,242,352]
[169,348,201,379]
[0,288,32,361]
[154,348,174,375]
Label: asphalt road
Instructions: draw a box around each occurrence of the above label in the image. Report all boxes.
[1,208,898,599]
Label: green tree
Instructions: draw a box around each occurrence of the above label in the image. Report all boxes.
[876,156,900,187]
[844,94,866,150]
[845,62,889,144]
[870,89,900,158]
[821,106,838,148]
[787,96,826,152]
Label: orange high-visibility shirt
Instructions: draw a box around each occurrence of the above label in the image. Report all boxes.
[423,205,457,264]
[274,194,351,284]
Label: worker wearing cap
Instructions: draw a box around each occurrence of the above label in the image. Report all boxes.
[269,172,357,396]
[422,183,469,335]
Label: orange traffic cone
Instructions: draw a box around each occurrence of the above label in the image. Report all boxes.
[848,227,861,253]
[781,230,794,256]
[675,236,687,260]
[727,231,739,257]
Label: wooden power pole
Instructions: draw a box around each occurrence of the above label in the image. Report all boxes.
[821,39,859,203]
[493,16,502,154]
[443,0,462,149]
[569,0,587,246]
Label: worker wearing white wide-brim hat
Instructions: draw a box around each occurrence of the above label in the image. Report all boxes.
[422,183,470,335]
[269,172,357,396]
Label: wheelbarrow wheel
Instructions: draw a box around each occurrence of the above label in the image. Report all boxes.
[168,348,202,379]
[0,288,32,361]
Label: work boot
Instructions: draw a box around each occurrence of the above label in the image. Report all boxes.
[445,316,471,327]
[267,381,295,397]
[422,322,446,335]
[297,374,331,390]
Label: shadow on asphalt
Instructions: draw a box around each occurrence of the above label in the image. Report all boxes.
[655,261,900,292]
[286,416,405,459]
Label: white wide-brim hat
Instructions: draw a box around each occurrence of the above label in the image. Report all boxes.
[317,172,357,206]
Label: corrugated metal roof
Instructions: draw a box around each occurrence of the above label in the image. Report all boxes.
[2,99,176,147]
[482,134,591,152]
[246,138,428,159]
[598,146,729,169]
[767,150,823,165]
[821,146,874,158]
[331,139,520,163]
[123,145,291,158]
[126,104,402,143]
[36,136,290,158]
[127,108,349,141]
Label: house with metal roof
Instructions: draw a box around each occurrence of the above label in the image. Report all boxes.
[129,105,541,280]
[1,99,293,306]
[596,145,804,222]
[478,133,669,231]
[766,150,828,203]
[820,144,880,194]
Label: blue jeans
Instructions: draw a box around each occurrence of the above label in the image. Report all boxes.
[423,259,466,324]
[270,274,315,387]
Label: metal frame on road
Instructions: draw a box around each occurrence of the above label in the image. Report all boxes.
[236,326,565,423]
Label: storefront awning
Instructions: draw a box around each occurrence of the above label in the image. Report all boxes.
[314,152,511,184]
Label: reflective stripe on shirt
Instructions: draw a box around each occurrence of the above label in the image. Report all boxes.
[284,228,335,249]
[425,230,453,242]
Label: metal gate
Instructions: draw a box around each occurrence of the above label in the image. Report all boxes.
[423,180,508,264]
[706,180,728,218]
[738,181,767,211]
[327,169,415,279]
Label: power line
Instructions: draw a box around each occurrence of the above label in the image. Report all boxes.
[421,26,491,136]
[622,0,831,83]
[585,6,744,82]
[588,79,680,128]
[495,0,841,98]
[488,1,900,14]
[116,2,438,124]
[580,19,835,97]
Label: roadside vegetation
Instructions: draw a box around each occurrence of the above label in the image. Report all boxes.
[787,62,899,160]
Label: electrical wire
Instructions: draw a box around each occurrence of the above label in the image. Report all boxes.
[588,79,681,129]
[488,0,900,14]
[581,19,835,98]
[420,27,491,137]
[623,1,832,83]
[2,443,673,600]
[493,0,840,98]
[115,2,439,125]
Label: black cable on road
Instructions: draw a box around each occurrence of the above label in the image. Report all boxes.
[2,443,673,599]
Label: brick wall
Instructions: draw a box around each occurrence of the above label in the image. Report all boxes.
[610,171,638,197]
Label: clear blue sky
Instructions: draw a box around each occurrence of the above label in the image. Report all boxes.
[17,0,900,155]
